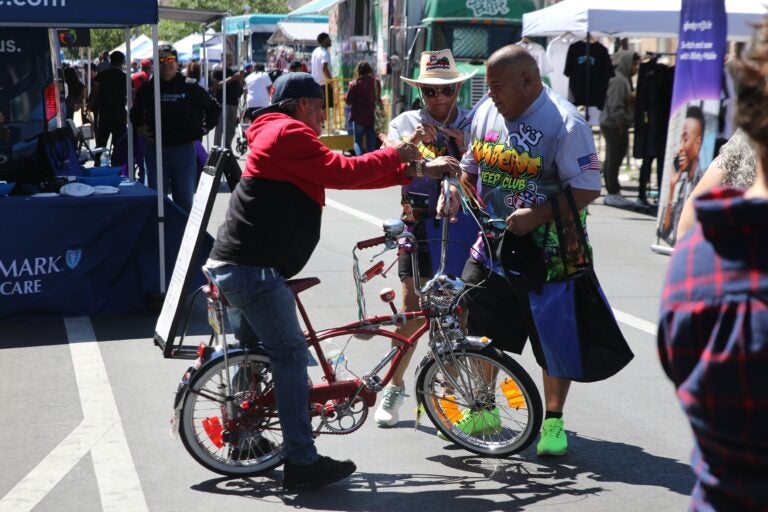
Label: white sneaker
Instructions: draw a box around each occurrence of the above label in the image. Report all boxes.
[374,385,406,427]
[603,193,633,208]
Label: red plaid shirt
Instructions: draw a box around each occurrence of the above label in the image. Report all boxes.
[658,187,768,512]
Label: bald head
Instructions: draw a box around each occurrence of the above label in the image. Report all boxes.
[485,45,543,120]
[488,45,541,81]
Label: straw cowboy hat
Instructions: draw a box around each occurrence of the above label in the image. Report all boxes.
[400,49,477,87]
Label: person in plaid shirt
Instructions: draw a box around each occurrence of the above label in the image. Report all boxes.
[658,18,768,512]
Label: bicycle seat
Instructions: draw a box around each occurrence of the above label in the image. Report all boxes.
[287,277,320,295]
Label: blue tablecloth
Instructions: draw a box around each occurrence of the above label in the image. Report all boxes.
[0,183,210,321]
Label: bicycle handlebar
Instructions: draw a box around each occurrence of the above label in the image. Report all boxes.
[356,236,387,250]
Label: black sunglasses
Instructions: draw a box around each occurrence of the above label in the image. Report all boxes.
[420,85,457,98]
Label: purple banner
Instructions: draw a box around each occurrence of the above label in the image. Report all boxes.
[670,0,727,111]
[654,0,727,250]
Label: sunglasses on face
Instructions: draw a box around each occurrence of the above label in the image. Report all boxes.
[159,56,177,64]
[420,85,457,98]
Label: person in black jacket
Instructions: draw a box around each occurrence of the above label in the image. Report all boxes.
[130,45,220,213]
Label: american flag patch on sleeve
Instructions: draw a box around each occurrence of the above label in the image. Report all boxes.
[577,153,600,172]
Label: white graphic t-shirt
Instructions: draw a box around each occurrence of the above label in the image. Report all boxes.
[546,34,578,100]
[461,86,601,279]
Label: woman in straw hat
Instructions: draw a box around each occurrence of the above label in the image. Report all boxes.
[374,49,478,428]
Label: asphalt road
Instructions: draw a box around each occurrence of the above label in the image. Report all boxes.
[0,178,695,512]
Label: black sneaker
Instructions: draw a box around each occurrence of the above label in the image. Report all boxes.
[283,455,356,490]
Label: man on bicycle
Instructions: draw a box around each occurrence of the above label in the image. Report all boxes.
[205,72,460,490]
[447,45,601,457]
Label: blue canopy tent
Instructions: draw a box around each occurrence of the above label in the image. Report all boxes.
[1,1,176,292]
[1,3,230,304]
[1,0,157,27]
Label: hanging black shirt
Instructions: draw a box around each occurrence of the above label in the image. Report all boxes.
[563,41,614,108]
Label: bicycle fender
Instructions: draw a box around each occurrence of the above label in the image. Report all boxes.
[172,347,250,412]
[413,336,494,379]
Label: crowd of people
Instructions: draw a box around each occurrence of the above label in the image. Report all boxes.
[64,34,347,213]
[205,40,602,489]
[60,22,768,507]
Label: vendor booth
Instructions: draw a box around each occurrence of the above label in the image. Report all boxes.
[0,2,221,321]
[0,184,198,321]
[522,0,765,40]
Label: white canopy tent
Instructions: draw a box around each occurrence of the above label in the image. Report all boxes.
[522,0,766,41]
[110,34,152,56]
[267,21,329,46]
[131,40,170,60]
[173,28,216,61]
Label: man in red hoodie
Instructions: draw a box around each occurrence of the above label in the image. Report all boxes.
[206,73,459,490]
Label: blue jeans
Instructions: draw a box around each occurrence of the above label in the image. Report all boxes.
[353,122,376,155]
[145,142,197,214]
[206,264,319,465]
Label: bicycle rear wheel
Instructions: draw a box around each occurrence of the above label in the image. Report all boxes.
[416,347,542,457]
[179,352,284,476]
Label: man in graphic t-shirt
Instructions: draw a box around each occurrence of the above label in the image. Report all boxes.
[450,45,601,458]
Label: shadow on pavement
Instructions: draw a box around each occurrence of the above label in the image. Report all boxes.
[561,433,694,494]
[0,318,68,348]
[191,467,599,512]
[189,430,692,511]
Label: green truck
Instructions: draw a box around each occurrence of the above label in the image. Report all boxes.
[393,0,536,113]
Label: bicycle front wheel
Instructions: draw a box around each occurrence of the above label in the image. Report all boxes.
[416,347,543,457]
[179,352,284,477]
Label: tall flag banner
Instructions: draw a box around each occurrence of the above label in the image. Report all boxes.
[653,0,727,252]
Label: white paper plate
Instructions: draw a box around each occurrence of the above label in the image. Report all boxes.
[31,192,59,197]
[60,183,95,197]
[92,185,120,195]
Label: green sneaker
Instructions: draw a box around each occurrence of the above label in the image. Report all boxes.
[536,417,567,456]
[455,407,502,436]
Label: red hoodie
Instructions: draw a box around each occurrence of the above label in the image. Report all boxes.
[210,112,410,277]
[244,112,409,205]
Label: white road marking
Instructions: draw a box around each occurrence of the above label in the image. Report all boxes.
[612,309,657,336]
[326,198,385,227]
[0,422,105,512]
[326,198,659,337]
[0,317,148,512]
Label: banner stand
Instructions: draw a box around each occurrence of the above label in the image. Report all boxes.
[153,148,241,358]
[651,0,726,253]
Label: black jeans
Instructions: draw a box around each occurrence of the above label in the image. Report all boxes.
[600,125,628,195]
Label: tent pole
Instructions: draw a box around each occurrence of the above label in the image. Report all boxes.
[202,28,210,152]
[87,47,92,99]
[585,31,591,122]
[152,24,167,295]
[221,24,227,150]
[125,27,135,181]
